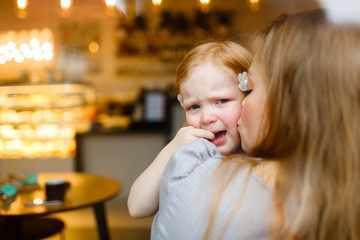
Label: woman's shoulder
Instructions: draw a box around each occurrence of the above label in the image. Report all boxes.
[221,155,278,189]
[254,160,279,188]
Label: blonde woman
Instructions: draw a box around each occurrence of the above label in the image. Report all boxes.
[152,9,360,240]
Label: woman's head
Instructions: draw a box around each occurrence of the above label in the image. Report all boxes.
[239,9,360,239]
[176,41,252,155]
[241,9,360,159]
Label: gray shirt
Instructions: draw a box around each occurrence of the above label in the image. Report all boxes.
[151,139,274,240]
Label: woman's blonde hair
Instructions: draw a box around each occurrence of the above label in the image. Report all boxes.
[251,9,360,239]
[175,40,252,94]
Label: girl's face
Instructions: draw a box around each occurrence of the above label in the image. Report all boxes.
[180,61,244,156]
[237,59,268,153]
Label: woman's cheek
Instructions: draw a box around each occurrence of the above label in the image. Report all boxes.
[244,97,267,150]
[240,106,251,136]
[239,101,258,151]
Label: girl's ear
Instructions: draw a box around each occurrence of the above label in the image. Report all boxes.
[177,94,184,107]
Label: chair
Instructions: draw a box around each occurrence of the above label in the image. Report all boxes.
[21,217,65,240]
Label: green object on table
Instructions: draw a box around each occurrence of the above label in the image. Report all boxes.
[20,172,38,185]
[26,172,38,185]
[0,183,18,198]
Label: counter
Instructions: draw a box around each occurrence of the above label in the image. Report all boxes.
[75,102,185,199]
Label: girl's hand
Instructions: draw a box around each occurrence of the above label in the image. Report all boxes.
[127,126,214,218]
[170,126,215,150]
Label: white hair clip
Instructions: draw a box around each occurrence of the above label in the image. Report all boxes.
[177,94,183,106]
[238,71,248,92]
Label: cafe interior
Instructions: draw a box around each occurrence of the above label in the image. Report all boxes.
[0,0,321,239]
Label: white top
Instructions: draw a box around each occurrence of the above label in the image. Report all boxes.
[151,139,274,240]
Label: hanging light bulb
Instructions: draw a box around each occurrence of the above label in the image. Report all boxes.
[17,0,27,9]
[16,0,27,18]
[152,0,161,6]
[105,0,116,16]
[152,0,162,13]
[105,0,116,7]
[247,0,260,12]
[199,0,210,13]
[60,0,71,17]
[61,0,71,9]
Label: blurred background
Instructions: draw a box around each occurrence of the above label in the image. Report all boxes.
[0,0,320,239]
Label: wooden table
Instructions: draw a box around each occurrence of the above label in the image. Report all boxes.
[0,172,122,240]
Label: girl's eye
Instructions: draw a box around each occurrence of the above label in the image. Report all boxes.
[217,99,228,104]
[189,105,200,110]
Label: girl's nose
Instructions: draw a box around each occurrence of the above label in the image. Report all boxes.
[200,111,217,125]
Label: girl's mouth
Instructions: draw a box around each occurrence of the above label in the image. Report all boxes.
[211,131,226,145]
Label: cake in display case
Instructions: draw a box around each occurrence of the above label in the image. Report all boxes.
[0,83,95,161]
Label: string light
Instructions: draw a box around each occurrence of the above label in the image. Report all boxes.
[0,29,54,65]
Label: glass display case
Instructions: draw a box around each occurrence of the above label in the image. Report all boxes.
[0,84,96,159]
